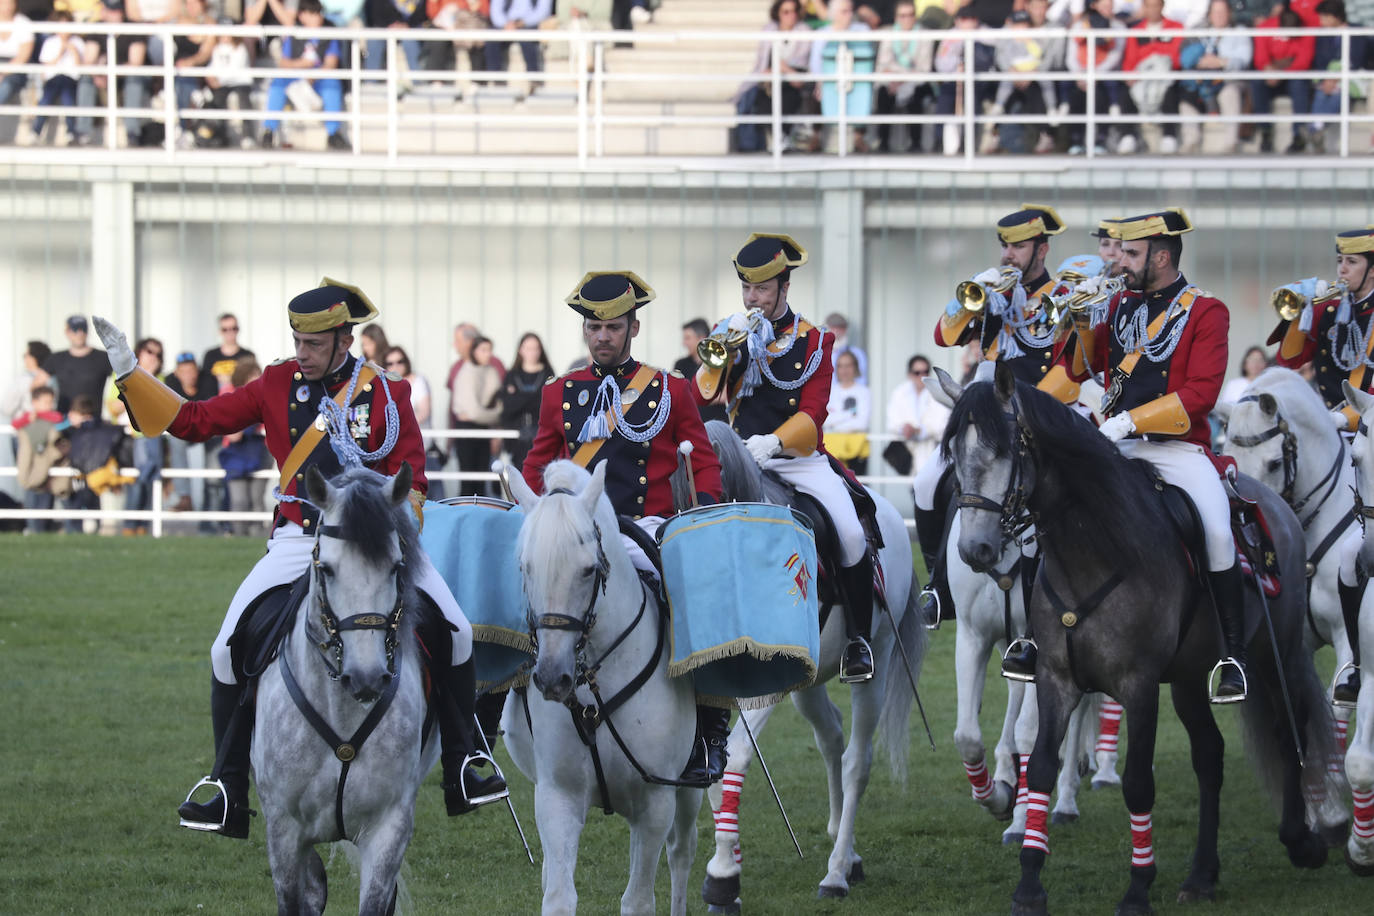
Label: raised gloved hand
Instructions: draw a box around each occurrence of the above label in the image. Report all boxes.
[745,433,781,467]
[725,312,752,334]
[1099,412,1136,443]
[972,267,1004,287]
[92,315,137,378]
[1074,275,1105,297]
[1314,279,1331,300]
[1331,408,1351,429]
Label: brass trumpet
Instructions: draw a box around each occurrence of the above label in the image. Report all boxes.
[1271,279,1347,322]
[954,266,1022,313]
[1046,273,1126,326]
[697,308,765,371]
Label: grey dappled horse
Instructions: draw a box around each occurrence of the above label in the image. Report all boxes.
[252,465,439,916]
[941,365,1339,915]
[502,460,704,916]
[699,419,925,905]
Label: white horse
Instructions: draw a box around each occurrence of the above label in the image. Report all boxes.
[252,465,440,916]
[698,421,925,905]
[1218,365,1358,831]
[1338,381,1374,875]
[501,460,704,916]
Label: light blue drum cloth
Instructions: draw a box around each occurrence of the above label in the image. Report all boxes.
[659,502,820,708]
[421,500,532,692]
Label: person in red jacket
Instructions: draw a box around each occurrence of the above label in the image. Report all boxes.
[1117,0,1185,154]
[1252,3,1318,152]
[94,279,507,838]
[521,270,732,784]
[1035,208,1247,702]
[691,233,877,683]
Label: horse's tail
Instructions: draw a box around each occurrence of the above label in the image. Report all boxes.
[1239,632,1340,814]
[706,419,764,503]
[876,581,926,788]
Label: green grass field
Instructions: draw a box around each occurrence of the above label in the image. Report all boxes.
[2,535,1369,914]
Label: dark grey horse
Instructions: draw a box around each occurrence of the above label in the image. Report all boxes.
[939,364,1339,915]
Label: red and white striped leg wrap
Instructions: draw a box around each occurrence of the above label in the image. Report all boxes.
[714,771,745,865]
[1015,756,1029,809]
[1329,719,1348,777]
[1335,717,1349,751]
[1130,812,1154,868]
[964,758,993,800]
[1022,790,1051,854]
[1096,700,1123,754]
[1353,789,1374,842]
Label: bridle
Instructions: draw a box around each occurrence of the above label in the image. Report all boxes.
[954,405,1038,552]
[1354,418,1374,536]
[309,526,407,680]
[525,490,611,657]
[1228,394,1303,510]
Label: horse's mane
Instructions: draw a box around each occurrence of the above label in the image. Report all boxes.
[944,381,1171,573]
[327,466,419,619]
[520,462,620,600]
[706,419,765,503]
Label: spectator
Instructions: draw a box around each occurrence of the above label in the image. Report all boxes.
[73,1,148,148]
[41,316,112,415]
[3,340,52,422]
[0,0,36,111]
[243,0,299,62]
[675,318,709,377]
[14,385,69,533]
[25,7,84,145]
[364,0,425,80]
[498,331,554,469]
[959,339,982,383]
[1218,344,1270,406]
[486,0,553,88]
[164,350,212,512]
[1118,0,1184,154]
[427,0,488,77]
[874,0,935,153]
[824,350,871,474]
[825,311,868,381]
[809,0,877,153]
[886,353,950,474]
[382,345,446,500]
[192,21,255,149]
[125,0,178,70]
[1300,0,1370,152]
[218,358,270,536]
[451,334,503,496]
[64,393,129,532]
[985,7,1060,154]
[359,323,391,364]
[1252,4,1317,152]
[1065,0,1127,154]
[263,0,350,149]
[201,312,255,398]
[733,0,813,153]
[933,3,996,155]
[445,321,506,430]
[1163,0,1208,24]
[169,0,215,146]
[106,336,163,534]
[1176,0,1251,153]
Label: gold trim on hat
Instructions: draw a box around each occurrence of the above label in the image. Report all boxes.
[997,202,1067,244]
[733,232,809,283]
[1336,227,1374,255]
[1115,208,1194,242]
[565,270,655,321]
[289,301,353,334]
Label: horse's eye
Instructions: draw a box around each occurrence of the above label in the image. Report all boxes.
[581,566,597,579]
[318,563,334,578]
[1265,458,1282,474]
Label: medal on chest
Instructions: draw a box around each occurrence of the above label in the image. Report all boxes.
[349,403,371,440]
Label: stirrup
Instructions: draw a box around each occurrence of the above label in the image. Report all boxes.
[919,585,942,631]
[839,636,875,684]
[1331,661,1360,710]
[461,751,510,808]
[1000,637,1037,683]
[178,777,232,833]
[1208,657,1248,704]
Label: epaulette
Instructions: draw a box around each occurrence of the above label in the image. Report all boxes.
[268,357,291,367]
[669,369,685,379]
[385,370,403,382]
[796,319,817,335]
[544,376,560,386]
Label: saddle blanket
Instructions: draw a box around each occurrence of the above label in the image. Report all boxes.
[659,502,820,709]
[422,501,532,692]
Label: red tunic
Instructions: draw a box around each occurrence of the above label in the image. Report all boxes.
[1273,292,1374,412]
[168,356,426,528]
[522,360,723,519]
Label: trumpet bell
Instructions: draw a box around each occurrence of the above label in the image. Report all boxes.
[697,336,731,370]
[955,280,988,313]
[1272,288,1304,323]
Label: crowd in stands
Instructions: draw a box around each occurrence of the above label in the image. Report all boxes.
[733,0,1374,154]
[2,306,960,534]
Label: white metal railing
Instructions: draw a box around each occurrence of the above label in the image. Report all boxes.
[0,23,1370,164]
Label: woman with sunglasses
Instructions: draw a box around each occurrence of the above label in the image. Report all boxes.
[384,345,446,501]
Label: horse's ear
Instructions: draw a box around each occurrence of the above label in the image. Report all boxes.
[391,462,413,504]
[583,460,609,514]
[930,367,961,408]
[1212,400,1233,424]
[507,463,540,511]
[994,360,1016,403]
[1258,393,1278,417]
[305,465,331,508]
[1345,381,1374,417]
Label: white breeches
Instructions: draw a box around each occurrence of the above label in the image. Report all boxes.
[211,522,473,684]
[622,515,665,582]
[1116,439,1234,573]
[764,452,866,566]
[913,446,949,512]
[1338,523,1362,588]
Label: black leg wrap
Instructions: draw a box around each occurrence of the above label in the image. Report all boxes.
[1209,565,1248,702]
[438,659,508,814]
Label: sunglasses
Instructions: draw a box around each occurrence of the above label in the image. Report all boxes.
[144,349,163,357]
[220,325,239,333]
[385,359,406,368]
[911,369,929,376]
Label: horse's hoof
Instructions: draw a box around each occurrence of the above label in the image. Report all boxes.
[707,902,742,915]
[702,873,741,908]
[1091,777,1120,791]
[1344,845,1374,877]
[1002,831,1025,846]
[1009,891,1049,916]
[1051,811,1078,826]
[1287,833,1329,870]
[847,861,865,883]
[818,883,849,899]
[1176,885,1215,904]
[989,781,1016,822]
[1319,820,1351,848]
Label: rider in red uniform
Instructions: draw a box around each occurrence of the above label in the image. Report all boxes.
[1268,226,1374,705]
[96,280,506,838]
[522,270,732,784]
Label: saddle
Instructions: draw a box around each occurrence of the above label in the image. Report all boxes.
[1156,470,1281,600]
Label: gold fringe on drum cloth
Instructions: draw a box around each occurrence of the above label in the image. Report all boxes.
[471,625,535,693]
[669,636,820,711]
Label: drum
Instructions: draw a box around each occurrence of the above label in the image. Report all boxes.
[659,502,820,708]
[422,498,531,691]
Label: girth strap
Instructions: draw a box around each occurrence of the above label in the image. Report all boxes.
[278,640,402,840]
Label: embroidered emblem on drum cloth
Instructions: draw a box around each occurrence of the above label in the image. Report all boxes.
[786,552,812,605]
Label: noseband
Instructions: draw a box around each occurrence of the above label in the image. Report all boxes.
[1229,394,1346,530]
[954,407,1037,548]
[526,492,611,655]
[311,525,406,680]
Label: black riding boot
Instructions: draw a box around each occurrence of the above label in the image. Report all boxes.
[438,659,509,815]
[680,705,732,784]
[177,678,253,838]
[1334,578,1364,707]
[476,689,508,748]
[1001,555,1040,683]
[1209,565,1248,703]
[914,506,948,628]
[838,554,876,683]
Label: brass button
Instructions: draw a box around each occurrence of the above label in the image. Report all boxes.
[564,421,572,429]
[563,402,571,410]
[637,458,645,466]
[363,383,372,393]
[303,518,312,527]
[633,514,643,520]
[296,473,304,481]
[639,476,647,485]
[294,372,303,381]
[1061,611,1078,627]
[642,441,650,448]
[651,379,660,388]
[788,398,797,406]
[794,362,803,370]
[290,403,297,411]
[1040,365,1047,372]
[1161,370,1167,378]
[290,427,298,436]
[1321,366,1329,373]
[636,496,644,504]
[647,400,657,409]
[566,380,573,388]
